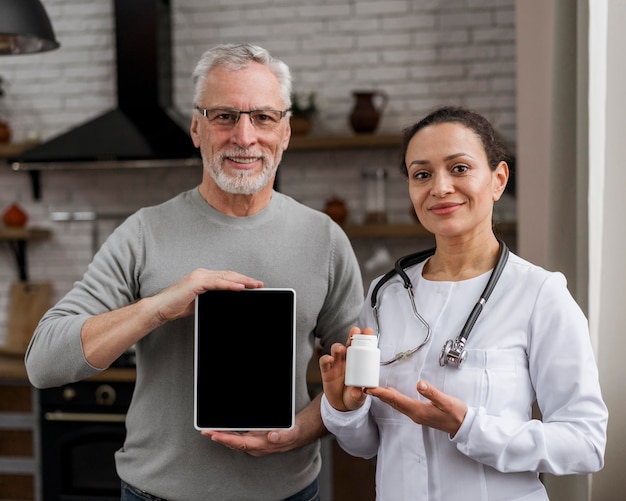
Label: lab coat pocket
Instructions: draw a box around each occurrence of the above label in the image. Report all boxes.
[442,348,531,412]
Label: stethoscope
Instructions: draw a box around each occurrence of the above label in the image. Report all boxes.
[370,239,509,368]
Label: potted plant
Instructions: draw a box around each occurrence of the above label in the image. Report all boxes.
[0,76,11,143]
[290,91,316,135]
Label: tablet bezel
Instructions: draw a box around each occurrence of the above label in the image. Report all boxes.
[193,288,296,431]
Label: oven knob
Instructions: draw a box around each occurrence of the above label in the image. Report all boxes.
[95,384,116,406]
[62,386,76,401]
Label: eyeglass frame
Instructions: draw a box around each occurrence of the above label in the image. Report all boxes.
[193,104,290,129]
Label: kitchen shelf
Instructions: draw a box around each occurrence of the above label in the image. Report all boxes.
[0,227,51,241]
[5,135,402,199]
[0,141,39,159]
[288,134,402,151]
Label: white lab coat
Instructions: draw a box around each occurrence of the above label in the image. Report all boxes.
[322,252,607,501]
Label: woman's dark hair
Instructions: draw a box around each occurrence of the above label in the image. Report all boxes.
[400,106,509,177]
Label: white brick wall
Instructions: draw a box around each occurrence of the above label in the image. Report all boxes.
[0,0,516,344]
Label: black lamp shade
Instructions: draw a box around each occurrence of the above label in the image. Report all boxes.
[0,0,60,55]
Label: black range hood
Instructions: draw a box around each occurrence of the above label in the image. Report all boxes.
[11,0,200,175]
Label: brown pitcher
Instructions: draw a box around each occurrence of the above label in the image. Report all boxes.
[349,90,388,133]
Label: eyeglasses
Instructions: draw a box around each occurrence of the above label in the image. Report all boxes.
[194,105,289,130]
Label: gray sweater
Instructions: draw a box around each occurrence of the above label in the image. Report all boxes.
[26,188,364,500]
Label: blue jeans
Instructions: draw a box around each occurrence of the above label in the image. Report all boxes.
[121,478,320,501]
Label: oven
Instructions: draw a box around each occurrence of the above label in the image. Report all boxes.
[39,378,135,500]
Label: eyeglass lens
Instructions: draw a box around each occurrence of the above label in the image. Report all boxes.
[196,106,287,129]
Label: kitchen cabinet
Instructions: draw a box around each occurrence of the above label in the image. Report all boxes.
[0,376,38,501]
[0,358,136,501]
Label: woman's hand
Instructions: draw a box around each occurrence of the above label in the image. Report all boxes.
[319,326,374,412]
[366,380,467,437]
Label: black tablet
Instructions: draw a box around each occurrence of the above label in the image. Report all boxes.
[194,288,296,431]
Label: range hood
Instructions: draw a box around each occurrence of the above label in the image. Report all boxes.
[10,0,200,173]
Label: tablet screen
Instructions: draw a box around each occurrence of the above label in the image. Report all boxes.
[194,288,296,430]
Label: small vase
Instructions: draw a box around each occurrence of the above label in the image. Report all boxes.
[2,202,28,228]
[349,90,389,134]
[324,196,348,225]
[290,116,312,136]
[0,119,11,143]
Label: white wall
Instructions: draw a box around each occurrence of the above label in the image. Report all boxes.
[516,0,624,499]
[588,1,626,500]
[0,0,516,333]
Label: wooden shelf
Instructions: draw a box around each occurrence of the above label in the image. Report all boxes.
[0,141,38,159]
[288,134,402,151]
[0,227,51,241]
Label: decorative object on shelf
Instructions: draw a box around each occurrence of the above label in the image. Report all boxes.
[0,0,60,55]
[349,90,388,134]
[290,91,316,135]
[0,75,10,143]
[324,196,348,225]
[363,167,388,224]
[2,202,28,228]
[0,119,9,143]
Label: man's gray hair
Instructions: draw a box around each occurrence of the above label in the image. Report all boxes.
[192,43,292,110]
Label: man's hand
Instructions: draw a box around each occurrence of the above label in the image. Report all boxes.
[152,269,264,326]
[81,269,263,369]
[202,394,328,456]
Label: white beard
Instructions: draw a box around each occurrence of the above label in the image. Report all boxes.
[206,149,282,195]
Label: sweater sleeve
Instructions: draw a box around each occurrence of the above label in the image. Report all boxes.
[313,222,364,354]
[25,213,143,388]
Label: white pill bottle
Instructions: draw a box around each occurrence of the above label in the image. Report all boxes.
[344,334,380,388]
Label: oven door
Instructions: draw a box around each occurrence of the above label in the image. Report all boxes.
[40,381,134,501]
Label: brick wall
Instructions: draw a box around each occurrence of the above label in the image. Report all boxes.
[0,0,516,344]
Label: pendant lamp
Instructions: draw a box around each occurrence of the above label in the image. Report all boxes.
[0,0,60,55]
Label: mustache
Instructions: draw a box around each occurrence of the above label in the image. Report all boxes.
[220,149,265,160]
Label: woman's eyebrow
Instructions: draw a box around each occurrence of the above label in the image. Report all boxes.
[408,152,474,168]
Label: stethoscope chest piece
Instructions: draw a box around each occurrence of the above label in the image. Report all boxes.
[439,338,467,368]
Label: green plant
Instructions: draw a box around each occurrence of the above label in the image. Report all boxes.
[290,91,316,117]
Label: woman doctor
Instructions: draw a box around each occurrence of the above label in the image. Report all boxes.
[319,106,608,500]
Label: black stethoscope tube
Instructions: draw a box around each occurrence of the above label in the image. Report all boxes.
[370,239,509,368]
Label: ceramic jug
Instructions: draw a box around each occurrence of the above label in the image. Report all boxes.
[349,90,388,133]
